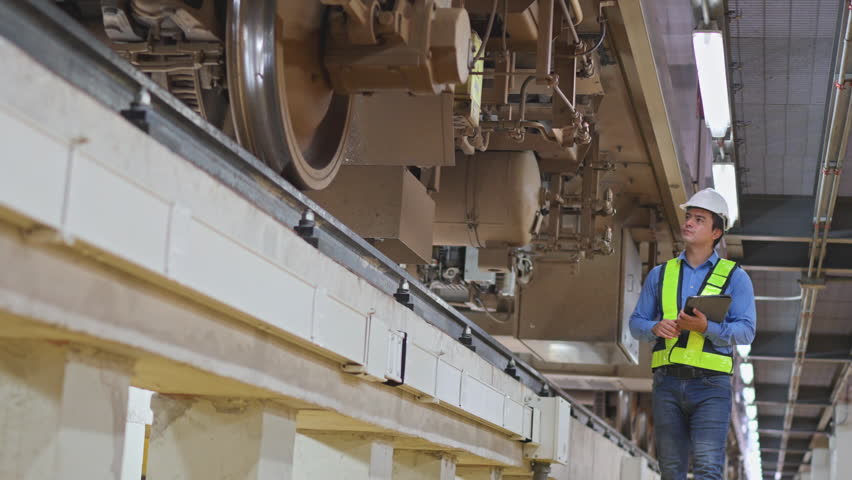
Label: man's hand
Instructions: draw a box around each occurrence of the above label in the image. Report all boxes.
[652,319,681,339]
[677,308,708,333]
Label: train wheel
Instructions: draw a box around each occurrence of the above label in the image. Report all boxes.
[226,0,351,190]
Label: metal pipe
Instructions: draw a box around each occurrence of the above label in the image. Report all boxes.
[776,6,852,479]
[568,0,583,24]
[536,0,554,80]
[469,70,537,77]
[471,0,499,66]
[817,93,852,274]
[501,0,508,52]
[552,82,576,113]
[517,75,537,128]
[700,0,711,27]
[480,119,563,145]
[565,21,607,58]
[754,294,803,302]
[558,0,581,45]
[810,10,852,276]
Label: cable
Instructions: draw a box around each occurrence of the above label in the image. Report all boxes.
[501,0,508,53]
[471,284,512,324]
[470,0,499,68]
[566,20,607,58]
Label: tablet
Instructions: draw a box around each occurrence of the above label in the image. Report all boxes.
[684,295,732,323]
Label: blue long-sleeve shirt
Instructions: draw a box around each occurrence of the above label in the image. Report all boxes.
[629,251,756,354]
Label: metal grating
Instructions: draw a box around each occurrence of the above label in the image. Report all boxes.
[730,0,838,195]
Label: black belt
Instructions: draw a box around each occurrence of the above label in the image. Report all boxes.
[654,364,730,379]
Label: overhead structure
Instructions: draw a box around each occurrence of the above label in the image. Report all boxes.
[724,0,852,478]
[0,0,776,479]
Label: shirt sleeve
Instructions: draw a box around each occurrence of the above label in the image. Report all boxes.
[703,267,757,347]
[629,266,662,343]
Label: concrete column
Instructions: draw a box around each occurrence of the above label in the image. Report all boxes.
[811,446,830,480]
[0,340,134,480]
[830,403,852,480]
[147,395,297,480]
[292,432,394,480]
[455,465,502,480]
[393,450,456,480]
[121,387,153,480]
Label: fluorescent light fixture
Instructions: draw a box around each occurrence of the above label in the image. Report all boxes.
[743,386,756,404]
[749,419,759,432]
[693,30,732,138]
[713,162,740,227]
[737,344,751,358]
[739,362,754,384]
[747,405,758,420]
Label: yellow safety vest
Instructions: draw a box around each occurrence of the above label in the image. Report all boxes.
[650,257,737,373]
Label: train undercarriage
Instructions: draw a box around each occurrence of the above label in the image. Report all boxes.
[51,0,690,450]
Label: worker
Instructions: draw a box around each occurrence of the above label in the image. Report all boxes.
[629,188,756,480]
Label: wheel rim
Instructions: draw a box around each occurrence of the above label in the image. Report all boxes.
[227,0,351,190]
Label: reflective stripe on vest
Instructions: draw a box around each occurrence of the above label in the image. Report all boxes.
[650,257,737,373]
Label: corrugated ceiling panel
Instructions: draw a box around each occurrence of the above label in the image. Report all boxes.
[793,404,826,419]
[799,363,839,386]
[750,270,802,332]
[758,404,787,417]
[730,0,837,196]
[760,404,825,419]
[810,281,852,335]
[756,363,793,384]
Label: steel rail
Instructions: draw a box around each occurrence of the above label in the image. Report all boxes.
[0,0,659,470]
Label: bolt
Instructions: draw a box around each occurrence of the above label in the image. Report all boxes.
[505,358,520,380]
[458,326,476,352]
[136,89,151,107]
[294,209,319,248]
[121,89,152,133]
[394,279,414,310]
[539,383,552,397]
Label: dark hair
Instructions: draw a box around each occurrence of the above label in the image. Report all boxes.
[712,213,725,248]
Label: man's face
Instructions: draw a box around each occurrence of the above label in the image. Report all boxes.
[682,207,722,246]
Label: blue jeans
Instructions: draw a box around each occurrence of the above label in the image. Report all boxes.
[652,370,732,480]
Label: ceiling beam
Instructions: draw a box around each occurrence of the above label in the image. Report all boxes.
[762,451,805,463]
[761,448,810,455]
[759,437,812,452]
[728,195,852,244]
[755,383,834,406]
[733,241,852,273]
[750,332,852,363]
[760,464,802,474]
[758,415,821,434]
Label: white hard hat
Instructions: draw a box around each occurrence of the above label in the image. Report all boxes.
[679,188,730,230]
